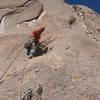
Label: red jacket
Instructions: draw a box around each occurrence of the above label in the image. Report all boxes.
[30,27,45,39]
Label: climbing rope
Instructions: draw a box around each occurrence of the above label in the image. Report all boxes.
[0,46,24,81]
[0,37,27,81]
[19,59,29,100]
[6,45,18,59]
[6,40,25,59]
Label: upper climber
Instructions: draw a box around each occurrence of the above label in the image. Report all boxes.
[30,26,45,45]
[24,26,45,58]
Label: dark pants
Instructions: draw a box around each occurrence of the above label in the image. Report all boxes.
[27,47,31,55]
[27,44,37,59]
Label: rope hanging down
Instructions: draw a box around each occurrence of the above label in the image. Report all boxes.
[0,46,24,81]
[20,60,29,100]
[0,38,27,81]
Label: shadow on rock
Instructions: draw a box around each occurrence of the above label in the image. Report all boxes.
[34,46,48,57]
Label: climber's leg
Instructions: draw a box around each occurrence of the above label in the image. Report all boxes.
[29,43,36,59]
[27,47,31,55]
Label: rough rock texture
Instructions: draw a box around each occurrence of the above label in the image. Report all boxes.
[0,0,28,8]
[72,5,100,41]
[0,0,100,100]
[0,0,43,35]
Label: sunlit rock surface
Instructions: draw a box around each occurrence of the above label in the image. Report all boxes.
[0,0,100,100]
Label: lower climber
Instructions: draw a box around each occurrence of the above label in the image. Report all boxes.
[24,26,45,58]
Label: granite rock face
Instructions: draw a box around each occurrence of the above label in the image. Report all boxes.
[0,0,43,34]
[0,0,100,100]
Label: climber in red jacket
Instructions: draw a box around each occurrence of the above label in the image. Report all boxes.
[24,26,45,58]
[30,26,45,45]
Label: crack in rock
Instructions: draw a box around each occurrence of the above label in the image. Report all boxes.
[0,0,44,33]
[72,5,100,42]
[0,0,31,9]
